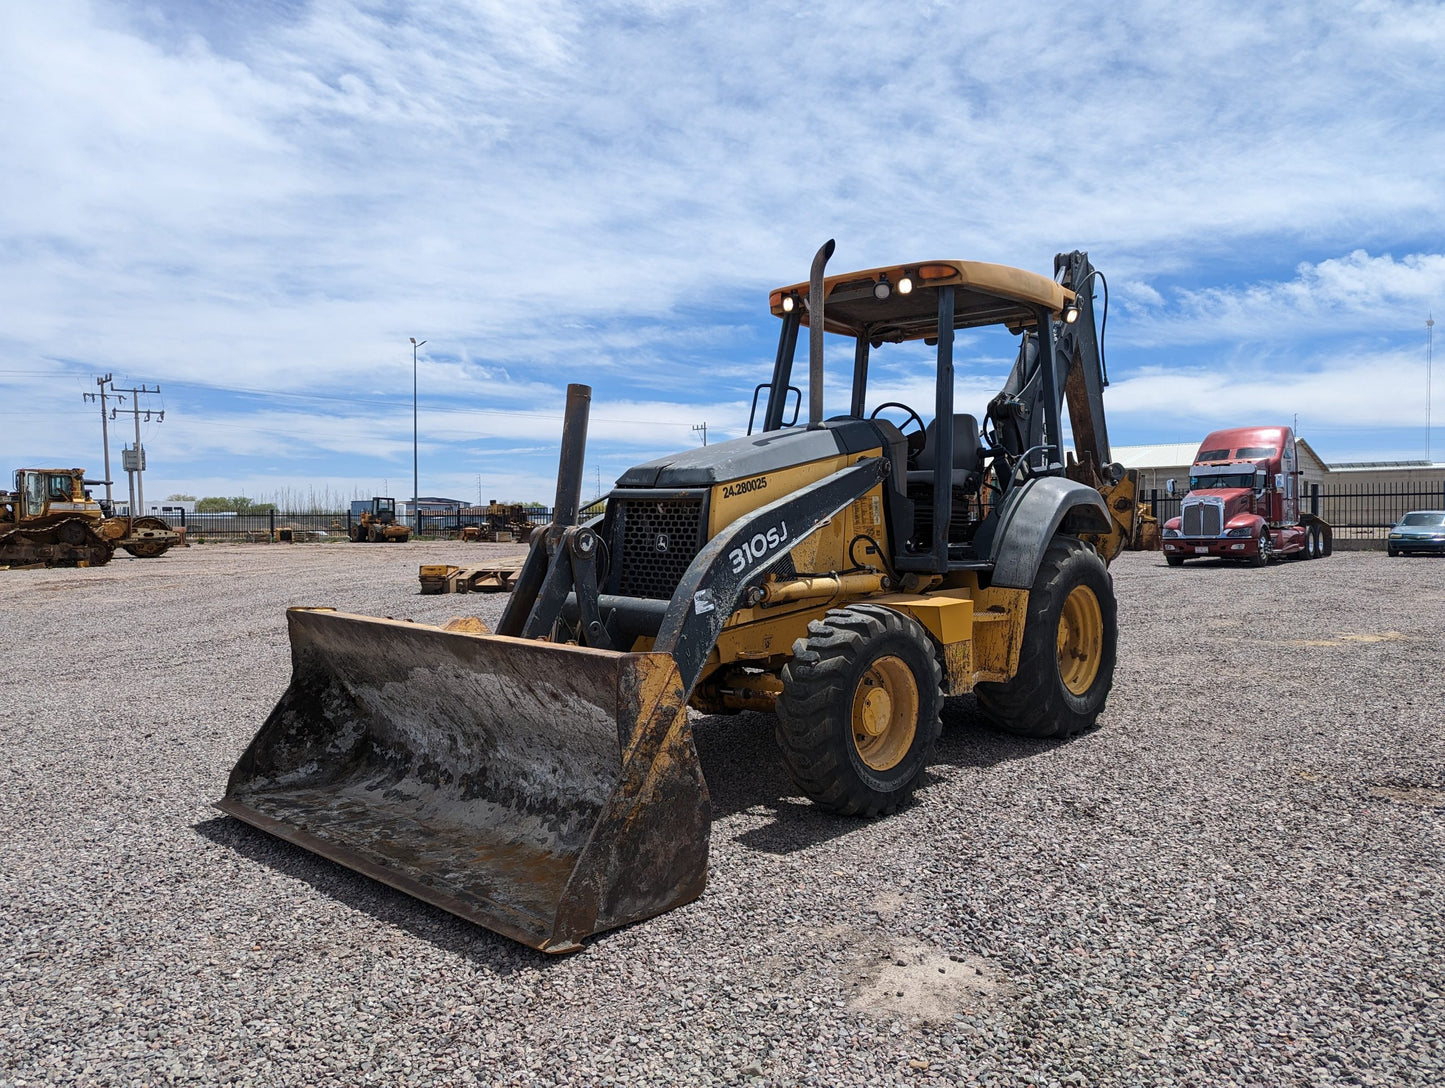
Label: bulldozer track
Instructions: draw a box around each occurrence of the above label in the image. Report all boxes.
[0,519,114,568]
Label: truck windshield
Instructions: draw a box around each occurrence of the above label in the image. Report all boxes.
[1190,472,1254,489]
[1400,511,1445,527]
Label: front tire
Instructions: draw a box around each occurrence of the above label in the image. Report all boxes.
[1249,530,1272,567]
[1165,554,1185,567]
[976,537,1117,739]
[776,604,943,817]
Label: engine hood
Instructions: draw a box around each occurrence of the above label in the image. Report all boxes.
[615,419,891,488]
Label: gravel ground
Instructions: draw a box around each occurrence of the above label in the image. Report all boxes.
[1,542,1442,1087]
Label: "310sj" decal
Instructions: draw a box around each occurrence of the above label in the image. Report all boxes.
[729,521,789,574]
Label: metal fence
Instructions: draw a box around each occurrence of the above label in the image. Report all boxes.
[1143,480,1445,532]
[176,507,553,542]
[172,482,1445,542]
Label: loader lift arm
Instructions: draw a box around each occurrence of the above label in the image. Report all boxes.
[503,453,890,698]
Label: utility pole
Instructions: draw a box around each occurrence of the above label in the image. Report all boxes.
[692,422,708,446]
[109,382,163,517]
[81,374,121,505]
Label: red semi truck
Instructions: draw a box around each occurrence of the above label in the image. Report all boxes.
[1162,425,1332,567]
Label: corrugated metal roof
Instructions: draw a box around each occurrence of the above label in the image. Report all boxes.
[1327,460,1443,469]
[1109,443,1200,469]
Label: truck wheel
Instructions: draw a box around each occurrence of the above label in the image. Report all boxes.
[1165,555,1184,567]
[776,604,942,817]
[976,537,1116,739]
[1249,530,1272,567]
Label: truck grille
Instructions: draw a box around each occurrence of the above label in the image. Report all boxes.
[614,496,706,600]
[1183,501,1222,537]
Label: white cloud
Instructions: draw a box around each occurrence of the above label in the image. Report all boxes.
[3,1,1445,493]
[1121,251,1445,345]
[1104,348,1434,437]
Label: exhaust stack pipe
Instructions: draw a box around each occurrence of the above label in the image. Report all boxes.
[548,383,592,548]
[497,382,591,636]
[807,239,835,430]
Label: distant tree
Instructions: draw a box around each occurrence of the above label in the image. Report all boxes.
[196,496,276,513]
[166,493,196,501]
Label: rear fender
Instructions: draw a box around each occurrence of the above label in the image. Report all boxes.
[989,476,1110,589]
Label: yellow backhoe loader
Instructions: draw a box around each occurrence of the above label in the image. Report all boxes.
[219,244,1140,952]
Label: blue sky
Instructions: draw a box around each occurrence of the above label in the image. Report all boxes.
[3,1,1444,506]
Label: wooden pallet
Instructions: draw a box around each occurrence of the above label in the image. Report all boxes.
[419,563,524,594]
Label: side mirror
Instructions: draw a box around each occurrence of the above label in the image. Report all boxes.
[1166,479,1176,496]
[1274,473,1285,489]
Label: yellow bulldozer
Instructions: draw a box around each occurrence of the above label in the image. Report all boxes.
[219,244,1143,952]
[0,467,184,567]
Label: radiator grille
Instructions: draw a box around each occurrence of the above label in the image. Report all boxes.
[616,497,705,600]
[1183,501,1222,537]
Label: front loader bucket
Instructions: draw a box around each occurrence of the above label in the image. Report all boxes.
[217,607,710,953]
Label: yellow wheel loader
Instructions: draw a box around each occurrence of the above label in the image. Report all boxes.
[349,496,412,542]
[219,244,1140,952]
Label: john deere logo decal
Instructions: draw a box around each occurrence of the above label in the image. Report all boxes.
[655,533,669,553]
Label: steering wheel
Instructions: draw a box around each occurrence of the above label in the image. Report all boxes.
[870,402,927,460]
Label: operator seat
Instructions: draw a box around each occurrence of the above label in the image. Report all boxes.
[906,414,986,491]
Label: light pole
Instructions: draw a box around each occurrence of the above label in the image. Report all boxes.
[1428,314,1434,462]
[411,337,426,531]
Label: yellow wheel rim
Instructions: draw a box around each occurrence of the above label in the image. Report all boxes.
[1057,584,1104,696]
[850,655,918,771]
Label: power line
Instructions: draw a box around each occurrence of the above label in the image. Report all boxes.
[0,392,707,429]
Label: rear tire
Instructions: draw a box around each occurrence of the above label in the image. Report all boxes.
[976,537,1117,739]
[776,604,942,817]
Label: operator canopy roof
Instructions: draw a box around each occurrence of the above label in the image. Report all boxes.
[769,260,1074,343]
